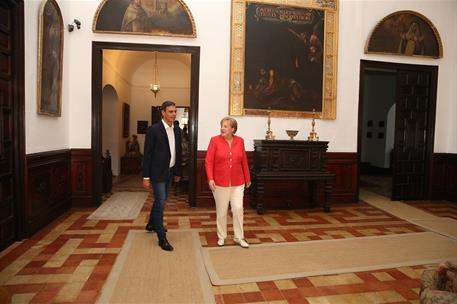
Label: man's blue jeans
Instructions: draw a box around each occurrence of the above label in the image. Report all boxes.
[148,169,172,239]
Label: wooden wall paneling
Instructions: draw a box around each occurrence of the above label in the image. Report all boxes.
[327,152,359,203]
[432,153,457,202]
[70,149,94,207]
[25,150,70,235]
[195,151,358,208]
[195,151,216,207]
[195,151,254,207]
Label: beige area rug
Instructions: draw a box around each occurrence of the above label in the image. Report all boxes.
[97,230,215,304]
[202,232,457,285]
[361,189,457,240]
[87,192,148,220]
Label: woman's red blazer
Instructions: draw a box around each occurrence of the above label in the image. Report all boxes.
[205,135,251,187]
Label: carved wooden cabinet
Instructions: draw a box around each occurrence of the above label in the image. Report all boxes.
[250,140,334,214]
[120,156,142,175]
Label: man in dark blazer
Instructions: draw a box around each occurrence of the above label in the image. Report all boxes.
[142,100,182,251]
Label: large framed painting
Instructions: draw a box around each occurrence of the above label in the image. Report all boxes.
[229,0,339,119]
[37,0,64,116]
[93,0,196,38]
[365,11,443,59]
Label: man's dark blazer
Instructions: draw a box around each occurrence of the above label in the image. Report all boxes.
[142,121,182,182]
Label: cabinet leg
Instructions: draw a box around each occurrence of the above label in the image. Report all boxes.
[256,204,264,215]
[256,181,265,214]
[324,181,332,213]
[309,181,317,208]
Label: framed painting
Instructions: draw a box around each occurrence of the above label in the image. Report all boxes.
[365,11,443,59]
[37,0,64,116]
[137,120,148,134]
[93,0,196,38]
[122,103,130,138]
[229,0,339,119]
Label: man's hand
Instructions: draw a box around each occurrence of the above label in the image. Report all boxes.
[143,179,151,189]
[174,176,181,183]
[208,180,216,192]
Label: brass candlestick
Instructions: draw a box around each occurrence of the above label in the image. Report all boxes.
[307,109,319,141]
[265,111,275,140]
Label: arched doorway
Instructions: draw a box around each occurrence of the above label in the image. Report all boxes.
[102,84,120,176]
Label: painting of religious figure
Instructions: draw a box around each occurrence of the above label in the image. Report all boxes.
[229,0,339,119]
[244,4,324,113]
[37,0,64,116]
[93,0,196,38]
[366,11,442,58]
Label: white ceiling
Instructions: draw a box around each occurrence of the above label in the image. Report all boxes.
[103,49,191,86]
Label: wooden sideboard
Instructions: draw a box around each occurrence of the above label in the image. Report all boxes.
[250,140,335,214]
[120,156,142,175]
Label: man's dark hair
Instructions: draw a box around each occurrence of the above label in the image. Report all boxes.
[161,100,176,111]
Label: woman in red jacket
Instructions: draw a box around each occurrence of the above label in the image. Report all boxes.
[205,117,251,248]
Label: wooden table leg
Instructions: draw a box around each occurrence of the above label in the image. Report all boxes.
[324,180,332,212]
[309,180,317,208]
[256,181,264,214]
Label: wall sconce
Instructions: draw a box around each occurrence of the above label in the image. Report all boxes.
[68,19,81,32]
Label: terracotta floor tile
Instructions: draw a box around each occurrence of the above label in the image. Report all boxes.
[280,288,301,300]
[242,291,264,302]
[6,284,43,294]
[261,289,284,301]
[287,297,310,304]
[215,294,224,304]
[292,278,313,288]
[75,289,99,302]
[257,281,278,291]
[30,290,57,303]
[223,292,245,304]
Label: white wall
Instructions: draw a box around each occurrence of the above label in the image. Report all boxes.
[102,56,132,175]
[24,0,457,154]
[25,0,70,153]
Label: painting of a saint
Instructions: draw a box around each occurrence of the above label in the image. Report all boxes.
[366,11,442,58]
[243,3,325,113]
[93,0,196,37]
[38,0,63,116]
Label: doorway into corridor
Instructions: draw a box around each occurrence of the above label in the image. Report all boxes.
[92,42,200,207]
[358,60,438,201]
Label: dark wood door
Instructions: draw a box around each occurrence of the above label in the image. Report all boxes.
[392,69,435,200]
[0,0,25,250]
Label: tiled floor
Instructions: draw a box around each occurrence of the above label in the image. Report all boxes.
[404,200,457,220]
[0,186,454,303]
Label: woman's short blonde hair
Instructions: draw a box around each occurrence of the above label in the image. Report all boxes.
[220,117,238,134]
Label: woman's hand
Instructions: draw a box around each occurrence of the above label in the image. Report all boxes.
[208,180,216,192]
[246,182,251,188]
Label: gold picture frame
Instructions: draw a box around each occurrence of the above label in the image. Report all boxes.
[93,0,196,38]
[229,0,338,119]
[37,0,64,116]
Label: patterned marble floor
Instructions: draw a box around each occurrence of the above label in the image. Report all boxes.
[0,188,455,303]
